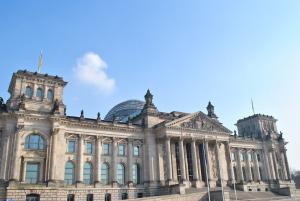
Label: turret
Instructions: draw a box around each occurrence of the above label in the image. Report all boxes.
[6,70,67,115]
[207,101,218,119]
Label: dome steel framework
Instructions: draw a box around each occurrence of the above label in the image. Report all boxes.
[104,100,145,122]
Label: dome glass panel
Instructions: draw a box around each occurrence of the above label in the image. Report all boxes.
[104,100,145,122]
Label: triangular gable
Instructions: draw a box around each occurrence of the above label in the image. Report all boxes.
[165,111,231,133]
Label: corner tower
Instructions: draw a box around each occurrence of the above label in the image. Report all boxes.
[236,114,278,139]
[6,70,67,114]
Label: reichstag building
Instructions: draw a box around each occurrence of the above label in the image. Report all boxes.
[0,70,296,201]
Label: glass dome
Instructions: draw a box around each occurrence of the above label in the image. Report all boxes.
[104,100,145,122]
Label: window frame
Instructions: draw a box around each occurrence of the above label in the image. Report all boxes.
[36,87,44,99]
[25,86,33,98]
[118,144,125,156]
[83,162,93,185]
[67,140,76,153]
[101,163,109,185]
[132,163,141,185]
[85,141,93,154]
[25,134,45,150]
[133,145,140,157]
[64,161,75,185]
[117,163,125,185]
[25,162,40,184]
[47,89,54,102]
[103,143,110,155]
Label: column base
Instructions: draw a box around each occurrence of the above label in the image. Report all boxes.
[8,179,19,187]
[166,179,175,186]
[75,181,85,187]
[179,183,186,195]
[208,179,217,188]
[127,181,134,188]
[216,179,228,187]
[94,181,102,187]
[192,180,204,188]
[47,180,64,187]
[112,181,118,187]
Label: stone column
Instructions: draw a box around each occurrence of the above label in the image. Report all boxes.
[225,142,234,184]
[236,148,243,182]
[191,140,201,188]
[280,152,287,180]
[196,143,203,182]
[95,137,102,184]
[215,141,223,186]
[11,127,22,181]
[165,137,173,185]
[76,135,84,184]
[283,149,291,180]
[263,149,272,181]
[50,129,58,181]
[271,149,279,180]
[204,140,212,183]
[253,150,261,181]
[246,150,253,182]
[0,135,10,180]
[179,138,186,183]
[127,139,133,186]
[112,138,118,186]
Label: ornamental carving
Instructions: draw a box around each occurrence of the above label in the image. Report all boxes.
[180,115,217,131]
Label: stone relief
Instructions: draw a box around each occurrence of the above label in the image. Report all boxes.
[180,114,221,132]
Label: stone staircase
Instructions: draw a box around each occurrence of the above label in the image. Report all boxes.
[229,190,293,201]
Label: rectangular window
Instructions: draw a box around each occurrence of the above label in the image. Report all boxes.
[68,140,76,153]
[25,162,39,184]
[118,144,125,156]
[133,146,139,156]
[87,194,93,201]
[103,143,109,155]
[67,194,75,201]
[85,142,93,154]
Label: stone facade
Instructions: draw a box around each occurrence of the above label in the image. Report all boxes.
[0,70,295,201]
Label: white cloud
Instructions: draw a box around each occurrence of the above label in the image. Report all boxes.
[74,52,116,94]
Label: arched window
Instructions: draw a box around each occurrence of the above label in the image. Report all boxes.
[25,86,33,98]
[132,163,141,184]
[117,163,125,185]
[36,88,43,99]
[64,161,75,185]
[47,89,54,102]
[83,162,93,185]
[101,163,109,185]
[25,134,45,150]
[104,193,111,201]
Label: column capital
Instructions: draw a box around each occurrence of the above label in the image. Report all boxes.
[165,136,171,141]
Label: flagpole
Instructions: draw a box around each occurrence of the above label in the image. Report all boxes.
[251,98,255,115]
[38,49,43,73]
[229,146,237,201]
[203,140,211,201]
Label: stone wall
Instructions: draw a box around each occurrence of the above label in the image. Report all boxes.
[0,181,6,200]
[5,187,146,201]
[128,192,207,201]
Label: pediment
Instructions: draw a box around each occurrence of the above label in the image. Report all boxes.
[165,111,231,133]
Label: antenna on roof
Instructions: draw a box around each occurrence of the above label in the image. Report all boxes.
[251,98,255,115]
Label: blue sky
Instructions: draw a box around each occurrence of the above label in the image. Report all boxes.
[1,1,300,169]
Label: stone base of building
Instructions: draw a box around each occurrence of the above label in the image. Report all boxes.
[4,186,147,201]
